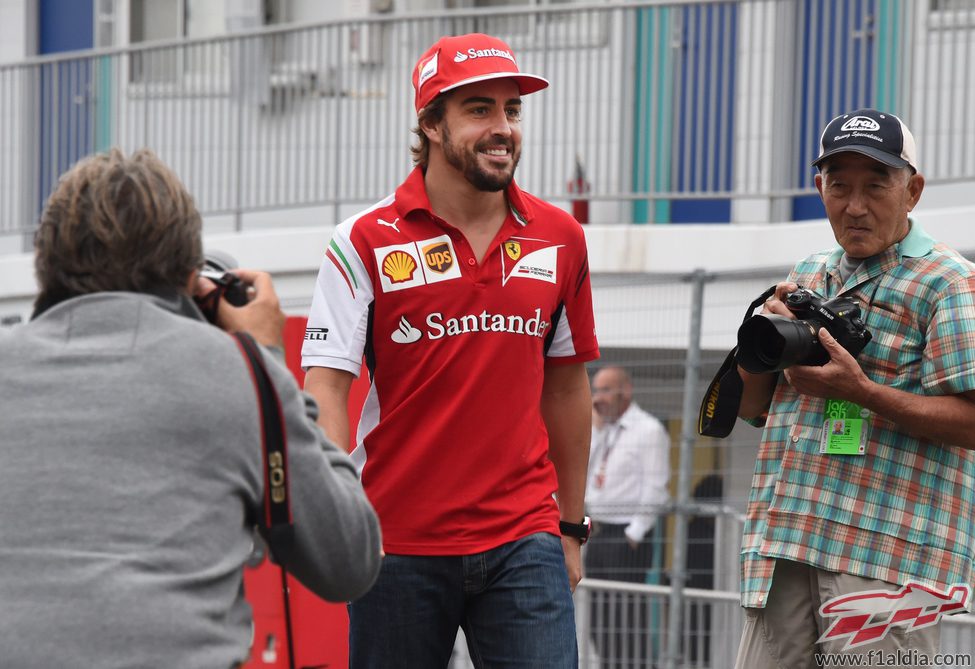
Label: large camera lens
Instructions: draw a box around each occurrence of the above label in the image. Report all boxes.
[736,314,822,373]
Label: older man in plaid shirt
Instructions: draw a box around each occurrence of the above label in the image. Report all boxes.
[734,109,975,669]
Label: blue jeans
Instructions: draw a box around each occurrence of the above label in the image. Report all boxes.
[348,532,578,668]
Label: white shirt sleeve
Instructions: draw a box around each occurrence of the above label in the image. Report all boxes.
[624,410,671,543]
[301,223,374,375]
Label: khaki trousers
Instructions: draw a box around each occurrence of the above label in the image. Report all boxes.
[734,559,939,669]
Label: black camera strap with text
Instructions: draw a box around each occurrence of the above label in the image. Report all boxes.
[698,285,777,438]
[233,332,295,551]
[233,332,297,669]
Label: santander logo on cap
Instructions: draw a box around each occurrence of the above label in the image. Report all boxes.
[412,33,549,113]
[453,47,516,64]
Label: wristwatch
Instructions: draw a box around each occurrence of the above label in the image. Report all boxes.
[559,516,592,545]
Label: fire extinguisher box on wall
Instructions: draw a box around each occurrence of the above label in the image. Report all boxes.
[567,156,590,224]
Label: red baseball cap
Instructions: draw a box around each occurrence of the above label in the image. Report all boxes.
[412,33,549,113]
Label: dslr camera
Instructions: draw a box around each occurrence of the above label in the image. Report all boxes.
[195,251,250,323]
[736,287,871,373]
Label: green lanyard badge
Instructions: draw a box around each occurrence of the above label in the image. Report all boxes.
[820,399,869,455]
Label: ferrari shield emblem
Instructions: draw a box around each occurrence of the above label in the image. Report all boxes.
[504,240,521,261]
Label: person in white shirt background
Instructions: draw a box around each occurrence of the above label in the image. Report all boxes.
[584,365,671,668]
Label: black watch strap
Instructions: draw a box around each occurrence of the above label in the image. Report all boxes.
[559,516,592,545]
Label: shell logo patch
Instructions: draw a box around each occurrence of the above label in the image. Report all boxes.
[504,240,521,261]
[382,250,417,283]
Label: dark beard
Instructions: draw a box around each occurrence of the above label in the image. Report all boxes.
[441,123,520,192]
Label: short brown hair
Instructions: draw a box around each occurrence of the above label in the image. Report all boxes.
[410,94,449,168]
[34,148,203,310]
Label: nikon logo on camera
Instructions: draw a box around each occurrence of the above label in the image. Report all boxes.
[704,383,720,420]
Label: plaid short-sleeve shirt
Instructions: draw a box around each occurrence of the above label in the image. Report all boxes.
[741,221,975,608]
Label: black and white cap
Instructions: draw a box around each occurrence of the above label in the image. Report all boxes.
[813,108,918,172]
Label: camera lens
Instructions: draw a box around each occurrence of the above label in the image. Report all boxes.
[736,315,821,373]
[753,327,786,368]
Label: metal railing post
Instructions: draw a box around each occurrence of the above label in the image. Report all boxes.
[664,268,709,669]
[233,39,247,232]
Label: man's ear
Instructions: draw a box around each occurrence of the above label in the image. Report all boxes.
[906,172,925,212]
[419,115,442,146]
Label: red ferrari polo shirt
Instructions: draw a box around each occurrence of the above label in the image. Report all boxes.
[302,167,599,554]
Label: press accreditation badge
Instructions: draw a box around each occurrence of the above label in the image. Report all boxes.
[820,399,869,455]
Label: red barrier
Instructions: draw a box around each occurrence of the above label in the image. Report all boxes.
[243,315,371,668]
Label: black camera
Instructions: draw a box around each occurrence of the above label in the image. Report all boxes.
[736,287,871,373]
[195,251,249,323]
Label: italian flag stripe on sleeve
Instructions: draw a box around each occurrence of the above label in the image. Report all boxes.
[329,239,359,290]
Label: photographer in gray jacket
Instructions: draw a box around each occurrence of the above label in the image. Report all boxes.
[0,148,382,669]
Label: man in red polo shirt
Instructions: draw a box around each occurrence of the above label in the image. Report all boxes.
[302,33,599,668]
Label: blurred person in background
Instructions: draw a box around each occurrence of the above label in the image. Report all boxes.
[0,148,381,669]
[734,109,975,668]
[585,365,670,668]
[302,33,599,668]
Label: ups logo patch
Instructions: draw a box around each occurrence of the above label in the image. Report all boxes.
[423,242,454,274]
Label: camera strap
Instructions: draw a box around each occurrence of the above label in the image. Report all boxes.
[233,331,297,669]
[232,332,295,556]
[698,285,777,438]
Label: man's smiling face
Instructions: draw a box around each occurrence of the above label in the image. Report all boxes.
[437,78,523,192]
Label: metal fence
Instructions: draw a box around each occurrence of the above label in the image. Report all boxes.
[586,267,776,669]
[3,0,975,237]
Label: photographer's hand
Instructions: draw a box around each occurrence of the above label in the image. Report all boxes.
[784,328,869,401]
[213,269,286,349]
[760,281,800,317]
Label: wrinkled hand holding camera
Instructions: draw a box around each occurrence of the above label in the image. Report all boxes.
[195,250,251,323]
[736,287,872,373]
